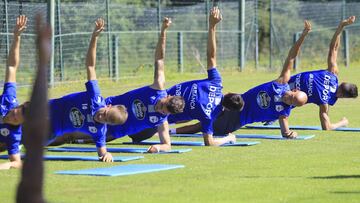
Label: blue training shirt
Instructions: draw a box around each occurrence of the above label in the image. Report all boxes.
[239,81,292,126]
[49,80,107,147]
[0,83,22,155]
[289,70,338,106]
[167,68,223,134]
[106,86,168,138]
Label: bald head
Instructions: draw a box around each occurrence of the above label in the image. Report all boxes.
[293,90,308,107]
[282,90,308,107]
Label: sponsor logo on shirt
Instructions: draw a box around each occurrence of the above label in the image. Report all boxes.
[0,128,9,137]
[69,107,85,128]
[275,105,284,112]
[82,103,88,110]
[256,91,271,109]
[190,84,198,110]
[205,85,218,116]
[132,99,146,120]
[149,116,159,123]
[175,84,182,96]
[88,126,97,134]
[322,74,333,102]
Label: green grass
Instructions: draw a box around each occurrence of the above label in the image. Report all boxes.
[1,66,360,203]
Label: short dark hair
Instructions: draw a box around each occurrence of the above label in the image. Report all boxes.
[339,82,358,98]
[167,96,185,114]
[223,93,244,111]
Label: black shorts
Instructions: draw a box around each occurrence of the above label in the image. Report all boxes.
[212,110,241,135]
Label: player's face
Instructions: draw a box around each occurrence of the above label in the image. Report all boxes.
[4,106,25,126]
[94,105,111,124]
[155,97,171,115]
[282,91,295,106]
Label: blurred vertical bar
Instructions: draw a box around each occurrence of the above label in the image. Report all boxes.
[238,0,245,71]
[157,0,161,31]
[48,0,55,86]
[106,0,112,78]
[4,0,9,55]
[177,31,183,73]
[112,35,119,81]
[56,0,64,81]
[342,0,349,67]
[254,0,259,69]
[269,0,273,70]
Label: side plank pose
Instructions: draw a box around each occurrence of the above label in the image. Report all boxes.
[288,16,358,130]
[128,7,244,147]
[3,18,127,163]
[0,15,27,170]
[104,17,185,153]
[174,20,312,138]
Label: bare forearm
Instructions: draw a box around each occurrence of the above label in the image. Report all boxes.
[86,35,98,80]
[8,35,21,68]
[207,26,216,68]
[155,29,167,62]
[176,122,202,134]
[287,30,309,61]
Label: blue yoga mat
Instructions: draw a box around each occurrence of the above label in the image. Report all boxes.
[47,147,192,154]
[56,164,185,176]
[245,125,360,132]
[123,140,260,146]
[0,154,143,162]
[171,133,315,140]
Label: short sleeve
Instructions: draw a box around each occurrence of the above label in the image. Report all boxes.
[91,126,107,148]
[3,82,17,97]
[7,129,21,155]
[86,80,101,98]
[200,118,214,135]
[207,68,222,83]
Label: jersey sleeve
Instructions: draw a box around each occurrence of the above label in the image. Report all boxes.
[85,80,101,98]
[91,126,107,148]
[207,68,222,83]
[200,118,214,135]
[3,82,17,97]
[6,129,21,155]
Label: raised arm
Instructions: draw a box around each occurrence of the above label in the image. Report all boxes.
[150,17,171,90]
[86,18,104,81]
[6,15,27,83]
[276,20,311,84]
[319,104,348,130]
[327,16,355,75]
[207,7,222,70]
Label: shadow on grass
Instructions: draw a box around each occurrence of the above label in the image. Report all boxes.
[311,175,360,179]
[331,191,360,194]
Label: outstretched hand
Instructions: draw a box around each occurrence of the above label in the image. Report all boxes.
[14,15,28,36]
[209,6,222,27]
[341,16,356,27]
[161,17,172,30]
[303,20,312,33]
[93,18,105,37]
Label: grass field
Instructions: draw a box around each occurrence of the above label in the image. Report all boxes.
[1,65,360,203]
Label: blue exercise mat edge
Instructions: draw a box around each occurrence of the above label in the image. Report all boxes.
[0,154,144,162]
[55,164,185,176]
[47,147,192,154]
[170,133,315,140]
[245,125,360,132]
[123,140,260,146]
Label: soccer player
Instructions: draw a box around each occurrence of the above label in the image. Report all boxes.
[3,18,127,163]
[288,16,358,130]
[129,7,244,148]
[0,15,27,170]
[105,17,185,153]
[174,20,312,138]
